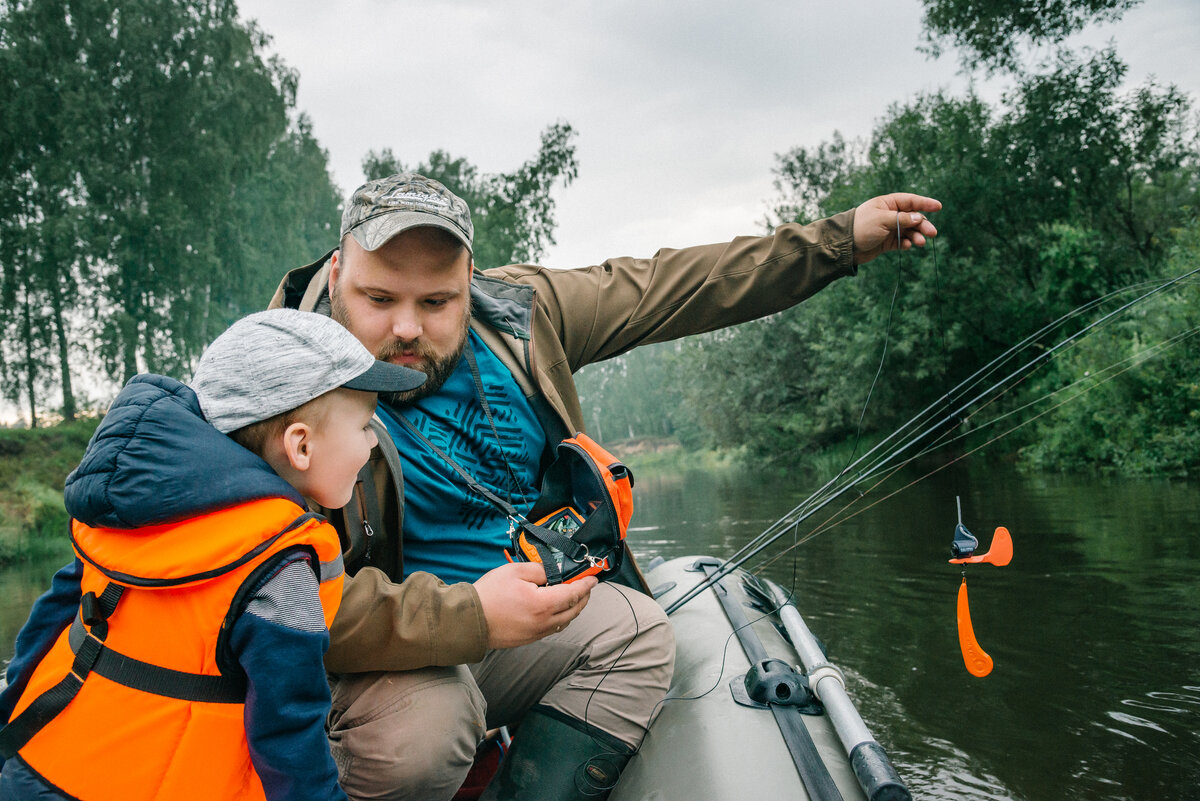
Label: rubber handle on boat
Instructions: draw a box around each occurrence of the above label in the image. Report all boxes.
[850,741,912,801]
[956,578,993,677]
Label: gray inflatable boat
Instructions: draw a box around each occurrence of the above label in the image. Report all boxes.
[610,556,910,801]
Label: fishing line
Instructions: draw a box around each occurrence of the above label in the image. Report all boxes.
[751,322,1200,573]
[717,214,914,574]
[843,213,907,474]
[666,265,1200,614]
[930,218,951,385]
[633,584,799,746]
[578,583,640,755]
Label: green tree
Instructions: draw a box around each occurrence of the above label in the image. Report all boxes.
[1020,220,1200,474]
[0,0,94,423]
[218,110,343,317]
[575,341,687,444]
[362,122,579,269]
[0,0,341,422]
[65,0,294,381]
[918,0,1142,74]
[637,49,1197,471]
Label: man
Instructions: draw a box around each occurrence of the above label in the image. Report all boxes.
[271,173,940,801]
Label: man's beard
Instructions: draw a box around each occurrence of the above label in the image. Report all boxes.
[330,286,470,405]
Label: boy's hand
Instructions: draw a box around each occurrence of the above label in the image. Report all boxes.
[475,562,597,649]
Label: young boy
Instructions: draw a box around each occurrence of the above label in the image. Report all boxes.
[0,309,425,801]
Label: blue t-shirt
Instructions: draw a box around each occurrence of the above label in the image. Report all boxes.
[377,331,547,584]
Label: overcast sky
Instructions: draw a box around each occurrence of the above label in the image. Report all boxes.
[237,0,1199,270]
[5,2,1198,424]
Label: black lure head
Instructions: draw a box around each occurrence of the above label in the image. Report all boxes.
[951,522,979,560]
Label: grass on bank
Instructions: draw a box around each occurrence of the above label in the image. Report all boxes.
[0,419,99,566]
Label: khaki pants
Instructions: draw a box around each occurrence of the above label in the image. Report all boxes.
[326,582,674,801]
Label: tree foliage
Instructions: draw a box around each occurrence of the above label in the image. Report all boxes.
[0,0,341,423]
[1020,220,1200,475]
[579,49,1199,476]
[362,122,579,269]
[918,0,1142,74]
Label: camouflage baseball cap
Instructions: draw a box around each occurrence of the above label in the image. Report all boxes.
[340,172,473,253]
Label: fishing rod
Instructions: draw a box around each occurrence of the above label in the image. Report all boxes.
[750,320,1200,576]
[679,271,1175,589]
[664,264,1200,615]
[674,266,1200,612]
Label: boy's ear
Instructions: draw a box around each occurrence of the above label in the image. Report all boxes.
[281,421,314,472]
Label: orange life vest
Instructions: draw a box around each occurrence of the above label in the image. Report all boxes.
[3,497,343,800]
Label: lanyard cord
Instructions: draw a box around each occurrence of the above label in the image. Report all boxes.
[462,341,530,508]
[391,339,529,524]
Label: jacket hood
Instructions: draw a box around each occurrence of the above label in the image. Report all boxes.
[65,374,305,529]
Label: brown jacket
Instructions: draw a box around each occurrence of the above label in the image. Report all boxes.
[269,209,857,672]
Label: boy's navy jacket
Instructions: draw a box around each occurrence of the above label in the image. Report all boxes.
[0,375,346,801]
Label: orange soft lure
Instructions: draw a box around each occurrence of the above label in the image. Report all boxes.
[948,498,1012,677]
[956,579,994,677]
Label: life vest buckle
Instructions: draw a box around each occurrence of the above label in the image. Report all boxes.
[80,591,104,627]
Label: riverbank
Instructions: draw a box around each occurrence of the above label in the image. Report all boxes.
[0,419,98,565]
[0,417,1173,567]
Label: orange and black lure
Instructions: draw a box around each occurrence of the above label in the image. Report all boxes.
[948,497,1013,677]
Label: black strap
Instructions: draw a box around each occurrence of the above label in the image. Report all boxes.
[520,521,588,564]
[463,343,528,508]
[390,340,532,524]
[0,580,245,760]
[67,617,244,703]
[394,409,521,520]
[0,583,124,759]
[525,535,563,585]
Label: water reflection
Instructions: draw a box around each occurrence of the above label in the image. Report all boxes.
[627,460,1200,800]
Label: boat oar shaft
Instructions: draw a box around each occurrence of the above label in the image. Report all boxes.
[771,585,910,801]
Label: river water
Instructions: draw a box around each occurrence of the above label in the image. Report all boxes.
[1,461,1197,799]
[628,460,1200,800]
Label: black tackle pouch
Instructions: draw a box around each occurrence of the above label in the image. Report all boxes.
[508,433,634,585]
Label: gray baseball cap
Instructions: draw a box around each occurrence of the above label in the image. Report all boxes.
[190,309,426,434]
[340,172,474,253]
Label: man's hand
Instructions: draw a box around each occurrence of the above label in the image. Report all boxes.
[852,193,942,266]
[474,562,597,649]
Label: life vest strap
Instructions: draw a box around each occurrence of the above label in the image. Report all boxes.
[0,670,86,760]
[0,579,249,761]
[66,616,246,704]
[0,584,123,759]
